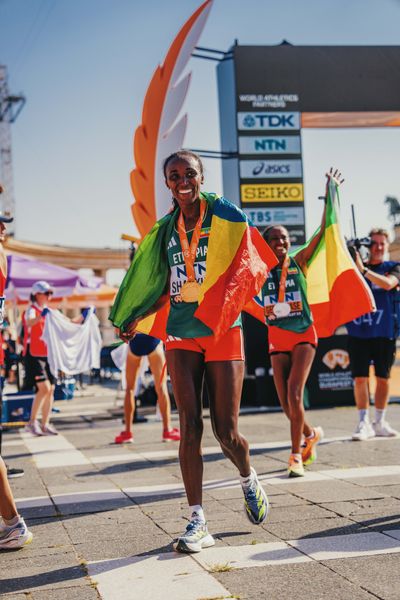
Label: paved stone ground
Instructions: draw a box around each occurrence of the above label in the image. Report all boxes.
[1,386,400,600]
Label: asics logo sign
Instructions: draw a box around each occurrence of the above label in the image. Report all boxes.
[240,160,303,180]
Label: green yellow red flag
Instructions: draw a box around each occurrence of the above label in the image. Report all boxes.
[304,179,375,337]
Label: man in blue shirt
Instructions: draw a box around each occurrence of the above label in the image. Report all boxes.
[347,228,400,440]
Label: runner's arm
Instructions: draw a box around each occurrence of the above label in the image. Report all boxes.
[117,281,170,342]
[295,168,343,273]
[25,307,42,327]
[294,202,327,272]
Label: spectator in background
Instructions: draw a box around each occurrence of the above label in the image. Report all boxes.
[347,228,400,440]
[114,334,180,444]
[23,281,57,436]
[2,328,17,385]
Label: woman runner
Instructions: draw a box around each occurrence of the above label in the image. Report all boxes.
[262,169,343,477]
[111,151,274,553]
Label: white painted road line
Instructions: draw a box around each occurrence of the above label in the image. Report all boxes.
[193,541,308,569]
[121,464,398,499]
[52,410,107,418]
[15,495,53,509]
[14,489,125,510]
[290,532,400,561]
[20,431,90,468]
[90,435,351,466]
[88,553,231,600]
[123,465,400,498]
[193,532,400,568]
[13,461,400,510]
[92,451,146,464]
[263,464,400,485]
[52,489,126,505]
[18,430,398,469]
[1,439,25,448]
[87,532,400,597]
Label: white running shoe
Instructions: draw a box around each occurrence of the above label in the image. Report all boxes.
[0,517,33,550]
[41,424,58,436]
[174,518,215,553]
[24,420,43,436]
[372,421,399,438]
[352,420,376,441]
[242,467,270,523]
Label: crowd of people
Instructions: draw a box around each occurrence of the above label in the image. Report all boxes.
[1,151,399,554]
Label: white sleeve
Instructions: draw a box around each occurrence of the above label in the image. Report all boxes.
[25,307,37,321]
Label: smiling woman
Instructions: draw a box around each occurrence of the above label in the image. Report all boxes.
[261,169,344,479]
[110,149,277,554]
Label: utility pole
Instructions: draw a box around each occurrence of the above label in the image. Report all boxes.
[0,65,25,234]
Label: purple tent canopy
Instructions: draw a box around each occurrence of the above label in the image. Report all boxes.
[6,254,102,300]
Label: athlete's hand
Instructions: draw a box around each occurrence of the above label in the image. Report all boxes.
[81,306,96,321]
[326,167,345,187]
[41,308,50,317]
[353,250,365,273]
[117,319,139,342]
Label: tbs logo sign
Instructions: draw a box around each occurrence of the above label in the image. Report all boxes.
[238,112,300,131]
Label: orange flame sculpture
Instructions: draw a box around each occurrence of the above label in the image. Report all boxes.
[130,0,213,238]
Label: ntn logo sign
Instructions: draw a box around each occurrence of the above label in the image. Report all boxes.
[238,136,301,154]
[244,207,305,227]
[237,112,300,130]
[240,159,303,179]
[241,183,304,203]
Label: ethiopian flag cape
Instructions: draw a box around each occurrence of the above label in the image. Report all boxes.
[109,193,278,340]
[301,178,375,338]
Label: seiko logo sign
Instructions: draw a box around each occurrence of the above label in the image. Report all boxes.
[240,159,303,179]
[238,112,300,131]
[241,183,304,203]
[238,136,301,155]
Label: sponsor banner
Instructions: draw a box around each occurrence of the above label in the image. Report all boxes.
[237,112,300,131]
[238,135,301,154]
[302,111,400,128]
[244,206,305,227]
[237,93,299,110]
[241,183,304,203]
[307,336,354,406]
[286,225,306,246]
[240,159,302,179]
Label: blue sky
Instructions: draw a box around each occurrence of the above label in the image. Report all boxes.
[1,0,400,264]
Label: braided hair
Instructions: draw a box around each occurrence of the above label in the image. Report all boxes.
[262,224,289,244]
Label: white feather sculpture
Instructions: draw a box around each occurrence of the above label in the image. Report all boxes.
[130,0,213,238]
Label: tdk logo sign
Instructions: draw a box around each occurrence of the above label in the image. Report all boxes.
[238,112,300,131]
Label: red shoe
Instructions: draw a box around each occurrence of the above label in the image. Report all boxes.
[162,428,180,442]
[114,431,133,444]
